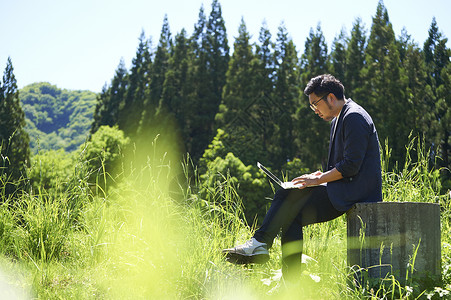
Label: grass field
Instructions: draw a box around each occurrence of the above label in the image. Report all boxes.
[0,137,450,299]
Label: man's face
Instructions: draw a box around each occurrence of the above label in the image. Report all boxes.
[308,93,335,121]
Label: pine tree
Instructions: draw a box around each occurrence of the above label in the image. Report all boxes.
[160,29,191,154]
[191,5,207,57]
[423,18,446,91]
[255,21,275,95]
[398,31,434,141]
[161,29,190,120]
[91,59,128,135]
[214,19,266,165]
[205,0,230,103]
[187,0,230,162]
[120,31,152,135]
[437,62,451,187]
[185,5,212,161]
[344,18,367,100]
[0,57,30,196]
[298,24,330,170]
[91,84,110,135]
[118,31,152,136]
[300,23,329,84]
[218,18,255,124]
[424,18,451,182]
[272,23,300,168]
[331,28,347,81]
[362,1,406,165]
[254,22,277,161]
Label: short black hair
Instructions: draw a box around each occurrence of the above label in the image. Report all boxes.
[304,74,345,100]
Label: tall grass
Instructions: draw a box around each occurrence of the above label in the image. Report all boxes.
[381,136,443,204]
[0,136,449,299]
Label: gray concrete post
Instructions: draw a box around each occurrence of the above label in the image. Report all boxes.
[347,202,441,285]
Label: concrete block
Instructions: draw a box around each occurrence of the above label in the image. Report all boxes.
[347,202,441,285]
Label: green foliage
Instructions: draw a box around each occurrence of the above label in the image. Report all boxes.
[92,60,128,135]
[0,153,91,263]
[139,16,172,136]
[0,201,16,256]
[28,149,74,194]
[344,18,366,100]
[200,152,271,224]
[20,82,97,153]
[273,25,300,167]
[297,24,330,170]
[381,136,443,202]
[14,194,74,261]
[198,128,228,173]
[0,57,30,196]
[331,29,347,83]
[360,1,410,167]
[79,125,130,191]
[215,19,272,166]
[199,129,312,221]
[282,158,311,181]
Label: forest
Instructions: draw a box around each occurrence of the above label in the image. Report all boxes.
[0,0,450,298]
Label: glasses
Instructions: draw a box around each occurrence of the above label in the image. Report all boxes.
[310,93,329,111]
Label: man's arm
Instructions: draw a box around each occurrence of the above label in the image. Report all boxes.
[291,167,343,189]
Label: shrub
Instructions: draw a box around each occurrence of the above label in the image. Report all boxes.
[78,125,130,193]
[200,152,272,224]
[28,149,73,194]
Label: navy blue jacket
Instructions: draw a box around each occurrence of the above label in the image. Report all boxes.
[326,99,382,211]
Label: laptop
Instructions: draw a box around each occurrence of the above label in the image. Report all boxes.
[257,162,299,189]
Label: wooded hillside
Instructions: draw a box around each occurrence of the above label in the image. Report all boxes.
[20,82,96,153]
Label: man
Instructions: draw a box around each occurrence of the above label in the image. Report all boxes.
[223,74,382,281]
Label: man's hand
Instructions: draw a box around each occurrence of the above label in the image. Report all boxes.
[291,171,323,189]
[291,168,344,189]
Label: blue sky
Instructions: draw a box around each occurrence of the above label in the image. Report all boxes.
[1,0,450,93]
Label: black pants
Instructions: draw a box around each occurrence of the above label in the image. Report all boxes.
[253,186,344,280]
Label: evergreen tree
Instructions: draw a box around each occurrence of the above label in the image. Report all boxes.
[331,28,347,81]
[300,24,329,84]
[218,18,255,123]
[398,31,434,141]
[362,1,406,166]
[161,29,190,121]
[272,23,300,168]
[298,24,330,170]
[438,62,451,188]
[423,18,449,91]
[424,18,451,182]
[185,5,211,161]
[214,19,265,165]
[138,16,171,137]
[192,5,207,52]
[253,22,277,161]
[160,29,191,154]
[91,31,154,139]
[0,57,30,196]
[255,21,275,95]
[120,31,152,135]
[344,18,367,100]
[205,0,230,103]
[91,59,128,135]
[91,84,110,135]
[188,0,230,162]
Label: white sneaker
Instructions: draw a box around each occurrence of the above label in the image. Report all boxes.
[222,238,269,264]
